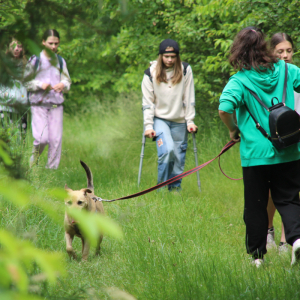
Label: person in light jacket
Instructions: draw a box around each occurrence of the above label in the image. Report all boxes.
[141,39,197,191]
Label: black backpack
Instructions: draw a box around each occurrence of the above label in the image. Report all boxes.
[244,63,300,150]
[144,62,189,82]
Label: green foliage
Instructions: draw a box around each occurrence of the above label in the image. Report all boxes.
[2,0,300,117]
[0,169,122,298]
[4,1,300,298]
[0,172,66,298]
[0,139,13,166]
[0,118,25,179]
[0,114,123,298]
[0,229,65,294]
[108,0,300,119]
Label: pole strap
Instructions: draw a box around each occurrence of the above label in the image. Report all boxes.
[100,140,239,203]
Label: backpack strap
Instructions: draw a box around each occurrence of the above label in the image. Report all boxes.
[242,86,271,141]
[182,62,189,76]
[57,54,63,74]
[244,87,270,111]
[144,62,190,83]
[244,103,272,142]
[282,62,288,104]
[144,68,152,82]
[33,54,63,73]
[34,55,40,72]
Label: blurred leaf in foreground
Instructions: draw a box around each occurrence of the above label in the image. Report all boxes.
[0,229,66,294]
[66,207,123,247]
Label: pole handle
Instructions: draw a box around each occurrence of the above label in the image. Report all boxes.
[190,128,198,134]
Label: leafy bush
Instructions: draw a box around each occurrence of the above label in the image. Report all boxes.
[2,0,300,119]
[0,135,122,299]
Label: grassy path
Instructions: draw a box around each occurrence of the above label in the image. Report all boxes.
[1,96,300,299]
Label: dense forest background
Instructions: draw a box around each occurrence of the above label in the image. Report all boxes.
[1,0,300,121]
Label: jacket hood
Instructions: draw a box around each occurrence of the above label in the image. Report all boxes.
[242,61,281,93]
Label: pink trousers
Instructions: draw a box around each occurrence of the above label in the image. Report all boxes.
[31,105,63,169]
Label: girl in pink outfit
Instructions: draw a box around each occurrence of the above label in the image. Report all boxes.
[25,29,71,169]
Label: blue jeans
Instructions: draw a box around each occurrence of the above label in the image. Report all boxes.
[153,117,188,190]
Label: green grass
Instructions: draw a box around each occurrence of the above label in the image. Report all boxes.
[1,95,300,299]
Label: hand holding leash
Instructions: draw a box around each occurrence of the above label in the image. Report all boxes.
[229,125,240,143]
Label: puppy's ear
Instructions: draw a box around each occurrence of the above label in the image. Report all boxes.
[65,184,73,192]
[83,188,93,196]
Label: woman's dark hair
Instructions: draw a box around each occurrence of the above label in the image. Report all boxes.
[229,26,277,71]
[270,32,294,50]
[42,29,60,41]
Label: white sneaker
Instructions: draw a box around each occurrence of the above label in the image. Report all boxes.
[266,227,277,250]
[252,258,264,268]
[291,239,300,266]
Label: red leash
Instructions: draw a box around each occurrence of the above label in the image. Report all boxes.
[218,156,243,181]
[100,140,240,202]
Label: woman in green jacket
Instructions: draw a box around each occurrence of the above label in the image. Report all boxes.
[219,26,300,267]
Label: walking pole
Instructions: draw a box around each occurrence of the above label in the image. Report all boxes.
[138,127,146,187]
[191,129,201,192]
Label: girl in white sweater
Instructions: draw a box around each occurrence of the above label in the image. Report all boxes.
[141,39,197,190]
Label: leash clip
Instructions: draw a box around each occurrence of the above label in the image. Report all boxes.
[92,196,103,202]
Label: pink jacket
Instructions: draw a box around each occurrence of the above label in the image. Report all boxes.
[25,51,71,104]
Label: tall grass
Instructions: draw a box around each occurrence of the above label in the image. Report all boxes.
[1,94,299,299]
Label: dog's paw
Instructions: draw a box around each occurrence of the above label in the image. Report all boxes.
[67,249,77,260]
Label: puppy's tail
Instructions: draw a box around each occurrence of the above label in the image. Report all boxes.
[80,160,94,191]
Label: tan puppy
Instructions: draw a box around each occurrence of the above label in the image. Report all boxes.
[64,160,104,261]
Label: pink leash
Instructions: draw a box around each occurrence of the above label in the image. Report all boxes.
[218,156,243,181]
[98,140,241,203]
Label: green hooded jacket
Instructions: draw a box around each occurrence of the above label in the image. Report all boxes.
[219,60,300,167]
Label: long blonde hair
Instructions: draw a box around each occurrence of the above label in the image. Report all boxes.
[155,54,183,85]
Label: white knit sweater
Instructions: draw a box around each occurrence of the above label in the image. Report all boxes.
[141,61,195,131]
[294,91,300,114]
